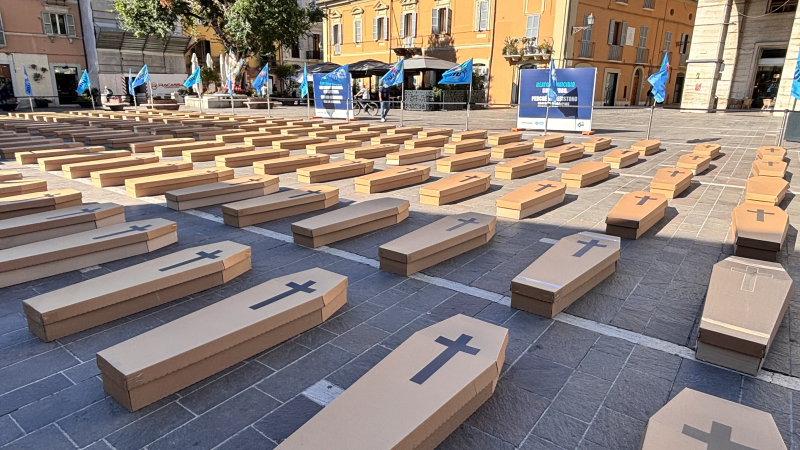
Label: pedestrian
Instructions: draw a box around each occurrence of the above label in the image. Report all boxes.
[379,83,390,122]
[645,87,654,107]
[103,86,114,97]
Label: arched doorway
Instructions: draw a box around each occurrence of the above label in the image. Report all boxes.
[631,68,643,106]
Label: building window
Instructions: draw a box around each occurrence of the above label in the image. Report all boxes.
[525,15,540,39]
[373,17,388,40]
[42,12,76,37]
[401,13,416,38]
[678,33,689,54]
[768,0,797,13]
[643,0,655,9]
[475,1,489,31]
[663,30,672,53]
[607,20,627,46]
[579,14,593,58]
[636,26,648,63]
[331,24,342,45]
[354,19,362,43]
[432,8,451,34]
[0,11,5,47]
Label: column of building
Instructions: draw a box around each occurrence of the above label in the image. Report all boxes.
[775,6,800,110]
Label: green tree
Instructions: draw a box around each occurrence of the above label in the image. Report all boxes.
[273,63,298,92]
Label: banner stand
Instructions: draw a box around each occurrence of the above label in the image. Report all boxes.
[542,102,550,135]
[28,97,34,113]
[267,88,271,118]
[465,83,472,131]
[646,103,655,140]
[401,83,405,127]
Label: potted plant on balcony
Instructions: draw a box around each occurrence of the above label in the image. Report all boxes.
[522,37,538,60]
[503,37,521,61]
[539,40,554,60]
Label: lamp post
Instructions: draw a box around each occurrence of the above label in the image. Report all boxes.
[571,13,594,35]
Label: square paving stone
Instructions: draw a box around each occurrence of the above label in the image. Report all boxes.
[466,381,549,447]
[670,358,743,402]
[529,322,599,369]
[576,349,627,382]
[105,402,195,450]
[179,361,275,415]
[396,284,457,313]
[532,409,589,449]
[365,305,420,333]
[550,371,612,423]
[327,345,391,390]
[291,326,338,350]
[503,312,553,343]
[380,317,436,350]
[438,423,516,450]
[741,377,792,416]
[625,346,681,382]
[257,342,311,371]
[215,427,276,450]
[253,395,323,442]
[504,354,574,400]
[603,368,672,422]
[427,293,492,322]
[257,344,354,402]
[583,407,645,450]
[521,435,570,450]
[330,324,389,354]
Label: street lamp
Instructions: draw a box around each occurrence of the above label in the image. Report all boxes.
[572,13,594,35]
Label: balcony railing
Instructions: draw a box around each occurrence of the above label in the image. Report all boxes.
[609,45,623,61]
[635,47,649,64]
[334,44,341,56]
[679,52,689,67]
[403,36,415,48]
[579,41,595,59]
[306,50,321,60]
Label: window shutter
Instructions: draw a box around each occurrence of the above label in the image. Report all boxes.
[581,14,592,41]
[400,14,405,38]
[331,24,336,44]
[338,24,343,45]
[479,2,489,31]
[431,8,439,34]
[446,8,452,34]
[356,20,362,43]
[373,18,379,40]
[411,12,416,37]
[639,25,648,47]
[42,12,53,35]
[526,15,540,39]
[663,31,672,52]
[383,18,389,40]
[0,11,5,47]
[607,20,615,45]
[66,14,76,37]
[620,22,627,46]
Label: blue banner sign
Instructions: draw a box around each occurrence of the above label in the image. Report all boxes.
[313,73,353,119]
[517,67,597,131]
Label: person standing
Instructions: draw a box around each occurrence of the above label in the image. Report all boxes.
[379,83,390,122]
[645,87,654,106]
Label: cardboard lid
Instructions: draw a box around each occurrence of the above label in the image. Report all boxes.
[379,213,496,263]
[732,203,788,250]
[678,153,711,165]
[0,179,47,193]
[388,147,440,159]
[545,144,584,157]
[512,232,621,302]
[603,148,637,161]
[533,134,563,143]
[126,168,233,189]
[97,268,347,389]
[606,191,667,228]
[338,131,380,140]
[390,126,423,134]
[165,175,278,202]
[745,176,789,200]
[583,136,611,145]
[63,155,159,171]
[632,139,660,149]
[24,241,250,325]
[492,141,534,153]
[408,136,448,146]
[222,186,339,216]
[694,143,721,154]
[291,198,409,237]
[489,132,522,140]
[354,166,430,186]
[495,156,546,172]
[154,142,217,152]
[497,181,567,210]
[296,159,373,177]
[18,146,104,156]
[562,161,610,179]
[0,202,124,238]
[215,149,289,163]
[419,172,490,197]
[0,171,22,181]
[92,161,193,180]
[756,146,786,160]
[309,140,362,149]
[418,128,453,136]
[0,189,82,211]
[641,388,787,450]
[752,159,787,176]
[277,314,507,450]
[130,138,193,148]
[453,130,487,139]
[255,154,328,169]
[650,167,693,190]
[0,218,176,272]
[439,151,490,164]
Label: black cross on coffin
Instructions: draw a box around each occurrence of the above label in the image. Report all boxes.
[410,334,480,385]
[535,183,556,192]
[45,207,102,220]
[446,217,479,231]
[572,239,607,257]
[746,208,774,222]
[458,175,481,183]
[667,170,683,177]
[766,161,774,167]
[250,281,316,310]
[93,224,152,240]
[731,264,773,292]
[682,421,756,450]
[228,178,265,186]
[159,250,222,272]
[689,155,703,161]
[289,190,323,198]
[634,195,657,206]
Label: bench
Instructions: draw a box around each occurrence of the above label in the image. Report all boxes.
[354,166,430,194]
[15,146,105,165]
[452,130,488,141]
[496,180,566,219]
[0,179,47,198]
[154,141,219,158]
[417,128,454,138]
[387,126,422,135]
[443,139,487,154]
[494,156,546,180]
[345,143,400,160]
[605,191,668,239]
[488,132,522,146]
[437,152,490,173]
[370,134,414,145]
[215,149,290,168]
[490,141,534,159]
[297,159,374,183]
[752,159,787,178]
[405,136,449,149]
[756,146,786,162]
[533,134,564,148]
[420,172,490,205]
[307,140,363,155]
[677,153,711,175]
[545,144,584,164]
[222,186,339,227]
[582,137,612,153]
[166,175,278,210]
[92,161,193,187]
[602,148,639,169]
[731,203,788,261]
[561,161,610,187]
[631,139,661,156]
[254,154,330,175]
[649,167,693,199]
[693,143,721,159]
[182,145,255,163]
[745,176,789,206]
[291,198,409,248]
[337,131,380,142]
[126,168,235,198]
[386,147,441,165]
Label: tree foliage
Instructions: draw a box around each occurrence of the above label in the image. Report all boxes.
[112,0,324,60]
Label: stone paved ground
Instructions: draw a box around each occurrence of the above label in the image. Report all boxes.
[0,106,798,450]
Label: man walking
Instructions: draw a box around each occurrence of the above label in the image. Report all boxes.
[379,83,390,122]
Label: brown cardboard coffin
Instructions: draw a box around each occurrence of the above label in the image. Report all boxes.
[496,180,566,219]
[545,144,584,164]
[354,166,430,194]
[418,128,454,138]
[605,191,668,239]
[602,148,639,169]
[582,137,612,152]
[84,132,151,145]
[631,139,661,156]
[649,167,693,199]
[360,124,396,132]
[731,203,788,261]
[533,134,564,148]
[194,129,246,141]
[488,132,522,145]
[277,314,507,450]
[756,145,786,162]
[329,123,364,131]
[405,135,449,149]
[696,257,794,376]
[172,127,221,138]
[0,136,42,144]
[107,136,169,149]
[245,134,300,147]
[308,129,342,139]
[287,119,325,126]
[154,141,219,157]
[0,218,177,288]
[640,388,787,450]
[24,241,250,342]
[337,131,380,142]
[379,213,496,275]
[63,155,160,179]
[387,147,441,165]
[561,161,611,187]
[745,176,789,206]
[307,140,363,155]
[0,189,82,220]
[345,143,400,160]
[494,156,547,180]
[511,232,621,317]
[0,171,22,181]
[0,202,125,249]
[254,154,330,175]
[128,138,194,153]
[292,198,410,248]
[677,153,711,175]
[420,172,491,206]
[0,179,48,198]
[693,143,721,158]
[371,134,414,145]
[126,167,235,198]
[16,146,105,164]
[96,267,346,411]
[216,131,268,143]
[214,149,289,168]
[91,161,193,187]
[490,141,534,159]
[444,139,487,154]
[182,145,255,162]
[1,141,83,159]
[437,151,491,173]
[274,137,329,150]
[166,175,279,211]
[38,151,132,171]
[452,130,488,141]
[282,127,318,136]
[297,159,374,183]
[222,186,339,227]
[387,126,422,135]
[752,159,787,178]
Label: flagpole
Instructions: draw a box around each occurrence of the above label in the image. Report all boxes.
[90,90,96,111]
[267,87,272,118]
[306,92,311,121]
[646,102,655,140]
[147,79,153,110]
[28,97,34,113]
[400,82,405,127]
[465,83,472,131]
[543,102,549,135]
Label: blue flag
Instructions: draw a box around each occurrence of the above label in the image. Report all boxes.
[128,68,134,95]
[647,54,670,104]
[299,63,309,98]
[132,64,149,88]
[77,69,91,94]
[380,60,404,87]
[547,59,559,103]
[792,53,800,101]
[439,59,473,85]
[252,63,269,93]
[23,67,32,97]
[184,67,201,89]
[320,64,349,86]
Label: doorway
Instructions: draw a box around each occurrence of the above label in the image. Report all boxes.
[0,64,13,104]
[751,48,786,108]
[603,72,618,106]
[54,66,78,104]
[631,69,642,106]
[673,73,685,104]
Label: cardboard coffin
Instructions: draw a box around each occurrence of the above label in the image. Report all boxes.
[0,189,82,220]
[405,136,449,149]
[605,191,668,239]
[166,175,279,211]
[38,151,132,171]
[545,144,585,164]
[337,131,380,142]
[345,143,400,160]
[387,146,442,166]
[254,154,330,175]
[307,140,363,155]
[84,132,151,145]
[649,167,693,199]
[360,124,396,133]
[420,172,491,206]
[444,139,487,154]
[63,155,160,179]
[491,141,534,159]
[418,128,454,138]
[0,179,47,198]
[297,159,374,183]
[0,202,125,249]
[533,134,564,148]
[511,232,621,317]
[182,145,255,163]
[173,127,221,139]
[287,119,324,126]
[244,134,299,147]
[222,186,339,227]
[277,314,507,450]
[291,198,410,248]
[731,203,788,261]
[214,149,289,168]
[216,131,267,143]
[488,132,523,145]
[354,166,430,194]
[96,267,346,412]
[126,167,235,198]
[696,257,794,376]
[452,130,488,141]
[582,137,612,152]
[274,137,329,150]
[16,146,105,164]
[602,149,639,169]
[437,151,491,173]
[693,143,721,159]
[372,134,414,145]
[282,127,317,137]
[154,141,218,157]
[308,129,342,139]
[561,161,611,188]
[387,126,422,135]
[379,213,496,276]
[329,123,364,131]
[640,388,787,450]
[1,141,83,159]
[24,241,250,342]
[0,171,21,181]
[0,218,177,289]
[128,138,194,153]
[677,153,711,175]
[194,129,246,141]
[631,139,661,156]
[107,136,168,149]
[752,159,787,178]
[496,180,566,219]
[756,146,786,162]
[745,176,789,206]
[91,161,193,188]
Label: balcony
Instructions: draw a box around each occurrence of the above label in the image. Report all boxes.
[306,50,321,60]
[391,37,422,58]
[403,36,415,48]
[609,45,623,61]
[635,47,649,64]
[579,41,595,59]
[334,44,341,56]
[679,52,689,67]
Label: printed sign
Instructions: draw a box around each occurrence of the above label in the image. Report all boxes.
[516,68,597,132]
[313,73,354,119]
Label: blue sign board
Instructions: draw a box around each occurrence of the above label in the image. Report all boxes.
[516,67,597,131]
[313,73,353,119]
